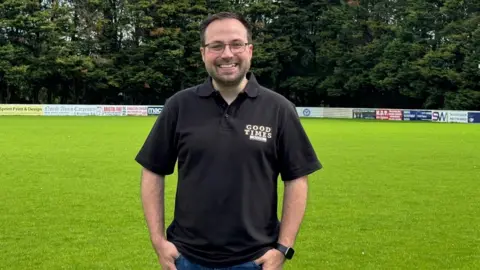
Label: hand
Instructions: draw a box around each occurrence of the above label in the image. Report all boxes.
[152,238,181,270]
[254,248,285,270]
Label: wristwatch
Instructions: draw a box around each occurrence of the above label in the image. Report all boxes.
[275,243,295,260]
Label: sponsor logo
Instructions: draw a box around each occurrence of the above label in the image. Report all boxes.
[102,106,126,116]
[303,108,311,117]
[376,109,402,120]
[432,111,448,122]
[147,106,164,115]
[244,124,272,143]
[376,110,389,120]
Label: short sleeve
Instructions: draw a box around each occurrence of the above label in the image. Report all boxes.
[135,99,178,176]
[277,103,322,181]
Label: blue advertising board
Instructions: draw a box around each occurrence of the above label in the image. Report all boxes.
[468,112,480,123]
[403,110,432,121]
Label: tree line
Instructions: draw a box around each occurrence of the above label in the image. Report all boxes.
[1,0,479,110]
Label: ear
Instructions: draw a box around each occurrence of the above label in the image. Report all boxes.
[200,47,205,62]
[248,44,254,57]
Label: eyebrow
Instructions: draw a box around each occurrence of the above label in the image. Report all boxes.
[207,39,245,44]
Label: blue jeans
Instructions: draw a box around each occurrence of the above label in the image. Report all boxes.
[175,254,262,270]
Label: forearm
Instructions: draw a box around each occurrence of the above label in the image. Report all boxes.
[141,168,166,244]
[278,176,308,247]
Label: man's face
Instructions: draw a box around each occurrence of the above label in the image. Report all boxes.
[201,18,253,87]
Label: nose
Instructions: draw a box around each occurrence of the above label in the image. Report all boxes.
[220,45,234,58]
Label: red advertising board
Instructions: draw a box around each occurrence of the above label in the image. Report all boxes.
[376,109,389,120]
[388,110,403,120]
[375,109,403,121]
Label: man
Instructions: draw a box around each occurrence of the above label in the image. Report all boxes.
[135,12,322,270]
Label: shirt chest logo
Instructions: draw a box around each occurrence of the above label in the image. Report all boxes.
[244,124,272,143]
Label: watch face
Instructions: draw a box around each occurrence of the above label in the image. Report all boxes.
[285,247,295,259]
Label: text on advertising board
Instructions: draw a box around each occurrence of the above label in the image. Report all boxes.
[43,105,101,116]
[147,106,164,115]
[376,109,402,120]
[102,106,126,116]
[353,109,376,119]
[432,111,448,122]
[448,111,468,123]
[126,106,148,116]
[0,105,43,115]
[403,110,432,121]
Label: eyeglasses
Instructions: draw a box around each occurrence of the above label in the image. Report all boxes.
[203,42,250,54]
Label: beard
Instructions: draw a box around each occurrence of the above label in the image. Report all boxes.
[206,59,250,88]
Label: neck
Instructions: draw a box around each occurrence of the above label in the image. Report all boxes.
[213,77,249,104]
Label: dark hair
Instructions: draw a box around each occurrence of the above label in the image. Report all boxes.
[199,12,252,45]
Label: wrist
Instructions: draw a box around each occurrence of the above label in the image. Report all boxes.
[151,234,167,246]
[277,237,294,248]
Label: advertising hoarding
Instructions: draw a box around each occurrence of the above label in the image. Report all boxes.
[468,112,480,123]
[403,110,432,121]
[352,109,376,119]
[295,107,323,118]
[43,105,102,116]
[126,106,148,116]
[432,111,448,122]
[376,109,403,121]
[101,106,126,116]
[448,111,468,123]
[0,104,43,115]
[147,106,164,116]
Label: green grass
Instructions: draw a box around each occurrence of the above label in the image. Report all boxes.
[1,116,479,269]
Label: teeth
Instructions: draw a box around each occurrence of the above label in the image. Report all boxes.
[219,64,236,68]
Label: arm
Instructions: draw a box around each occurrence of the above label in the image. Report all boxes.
[256,103,321,269]
[134,98,179,268]
[274,102,321,254]
[141,168,166,246]
[256,176,310,269]
[136,98,178,243]
[278,176,308,248]
[140,168,180,269]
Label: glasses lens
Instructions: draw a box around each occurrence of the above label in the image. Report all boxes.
[207,43,246,54]
[208,43,224,52]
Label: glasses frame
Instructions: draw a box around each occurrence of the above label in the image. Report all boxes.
[203,42,251,54]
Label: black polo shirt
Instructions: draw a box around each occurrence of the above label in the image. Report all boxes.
[135,72,322,268]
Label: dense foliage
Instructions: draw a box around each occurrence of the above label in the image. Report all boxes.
[1,0,479,109]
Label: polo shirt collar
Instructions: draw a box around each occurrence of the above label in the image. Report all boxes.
[196,72,260,98]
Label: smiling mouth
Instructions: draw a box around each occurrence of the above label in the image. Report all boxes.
[218,64,238,68]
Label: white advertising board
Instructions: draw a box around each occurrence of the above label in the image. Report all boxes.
[126,106,148,116]
[296,107,323,118]
[432,111,449,122]
[448,111,468,123]
[100,105,127,116]
[323,107,354,119]
[43,105,102,116]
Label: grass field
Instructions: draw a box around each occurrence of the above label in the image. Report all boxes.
[1,116,479,269]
